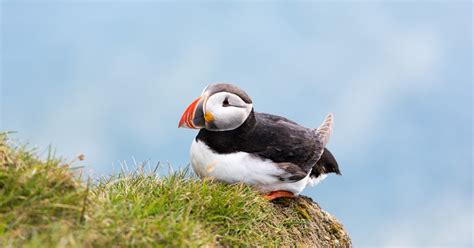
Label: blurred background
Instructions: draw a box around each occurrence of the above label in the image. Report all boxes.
[1,1,472,247]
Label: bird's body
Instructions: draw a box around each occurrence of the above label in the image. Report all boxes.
[191,138,312,194]
[179,83,341,199]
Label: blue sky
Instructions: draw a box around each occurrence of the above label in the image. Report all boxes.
[1,1,472,247]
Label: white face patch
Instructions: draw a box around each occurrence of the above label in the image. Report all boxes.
[204,92,253,131]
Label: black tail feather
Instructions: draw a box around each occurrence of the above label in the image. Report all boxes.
[310,148,341,178]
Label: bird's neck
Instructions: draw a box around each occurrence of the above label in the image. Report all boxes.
[197,109,257,143]
[234,109,257,133]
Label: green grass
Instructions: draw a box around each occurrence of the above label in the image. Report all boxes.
[0,133,313,247]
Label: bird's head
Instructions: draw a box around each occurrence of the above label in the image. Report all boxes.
[178,83,253,131]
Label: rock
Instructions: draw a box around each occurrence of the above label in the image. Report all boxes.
[271,196,352,247]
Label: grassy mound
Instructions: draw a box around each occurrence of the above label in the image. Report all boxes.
[0,133,350,247]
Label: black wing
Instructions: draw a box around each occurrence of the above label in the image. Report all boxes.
[251,113,323,173]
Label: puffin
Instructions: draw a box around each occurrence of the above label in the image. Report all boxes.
[178,83,341,200]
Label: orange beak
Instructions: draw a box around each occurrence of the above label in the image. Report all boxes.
[178,96,205,129]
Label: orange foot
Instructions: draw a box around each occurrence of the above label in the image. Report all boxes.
[263,190,295,201]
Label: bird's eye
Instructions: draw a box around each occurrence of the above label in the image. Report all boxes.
[223,97,230,107]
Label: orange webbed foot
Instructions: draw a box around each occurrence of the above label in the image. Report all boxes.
[263,190,295,201]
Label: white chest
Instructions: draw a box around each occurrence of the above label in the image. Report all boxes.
[189,139,312,194]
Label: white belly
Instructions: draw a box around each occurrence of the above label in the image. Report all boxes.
[190,139,316,194]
